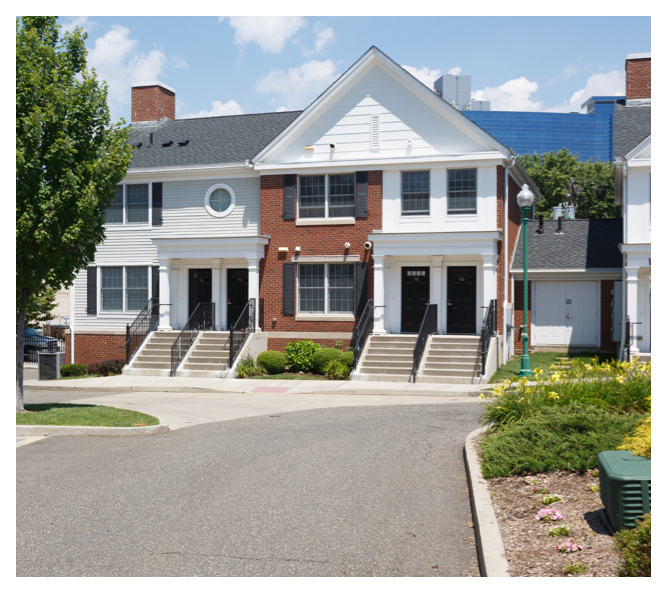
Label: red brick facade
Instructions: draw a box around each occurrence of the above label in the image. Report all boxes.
[267,337,351,351]
[131,84,175,122]
[65,333,126,366]
[625,57,651,100]
[259,171,382,340]
[513,279,532,348]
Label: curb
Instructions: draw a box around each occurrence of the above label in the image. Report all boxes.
[16,422,169,437]
[464,426,511,577]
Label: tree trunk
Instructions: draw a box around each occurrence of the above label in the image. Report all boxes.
[17,292,27,413]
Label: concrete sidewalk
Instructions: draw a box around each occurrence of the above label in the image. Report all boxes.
[25,375,490,397]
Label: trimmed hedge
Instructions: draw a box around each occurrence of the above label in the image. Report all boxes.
[340,351,354,369]
[257,351,287,375]
[60,363,88,377]
[313,348,342,374]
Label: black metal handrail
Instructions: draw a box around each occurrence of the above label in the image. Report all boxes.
[170,302,215,376]
[411,304,438,382]
[123,296,159,364]
[475,299,497,378]
[227,298,256,369]
[623,318,642,362]
[351,299,374,370]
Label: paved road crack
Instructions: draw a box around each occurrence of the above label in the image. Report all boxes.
[153,551,333,565]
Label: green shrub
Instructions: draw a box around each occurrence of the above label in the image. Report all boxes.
[340,351,354,369]
[258,350,287,375]
[480,404,649,478]
[87,358,124,377]
[283,340,321,372]
[618,409,651,458]
[60,363,87,377]
[323,359,350,380]
[614,514,651,577]
[236,353,263,378]
[312,348,342,374]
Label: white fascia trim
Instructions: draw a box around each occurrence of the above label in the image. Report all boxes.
[253,47,511,165]
[508,156,543,202]
[131,81,176,93]
[619,243,651,254]
[625,136,651,161]
[626,53,651,60]
[125,162,255,181]
[152,236,270,249]
[255,153,506,173]
[371,230,501,256]
[512,268,623,276]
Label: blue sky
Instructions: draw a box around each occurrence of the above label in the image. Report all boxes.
[60,16,651,123]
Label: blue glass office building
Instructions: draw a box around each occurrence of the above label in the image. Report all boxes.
[463,97,625,162]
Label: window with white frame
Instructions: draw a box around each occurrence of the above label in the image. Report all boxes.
[401,171,430,215]
[298,264,355,314]
[298,174,355,219]
[105,184,149,225]
[447,169,477,214]
[101,266,149,312]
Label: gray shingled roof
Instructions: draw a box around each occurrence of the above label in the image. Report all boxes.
[614,104,651,159]
[127,111,302,168]
[511,219,623,271]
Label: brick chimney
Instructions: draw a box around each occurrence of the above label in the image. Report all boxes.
[625,53,651,106]
[131,81,176,122]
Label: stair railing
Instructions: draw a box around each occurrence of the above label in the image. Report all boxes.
[227,298,256,369]
[351,299,374,370]
[475,299,497,379]
[411,304,438,382]
[170,302,215,376]
[123,296,160,364]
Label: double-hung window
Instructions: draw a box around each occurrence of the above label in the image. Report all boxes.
[298,174,355,219]
[448,169,477,215]
[401,171,430,215]
[105,184,149,225]
[101,267,149,312]
[298,264,355,314]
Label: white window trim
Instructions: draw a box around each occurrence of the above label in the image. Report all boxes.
[296,262,356,316]
[447,168,478,216]
[105,183,152,228]
[204,183,236,218]
[98,265,153,315]
[401,170,431,216]
[297,173,355,221]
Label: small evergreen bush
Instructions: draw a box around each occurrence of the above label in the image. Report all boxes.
[60,363,88,377]
[258,350,287,375]
[340,351,354,369]
[614,514,651,577]
[323,359,350,380]
[312,348,342,374]
[283,340,321,372]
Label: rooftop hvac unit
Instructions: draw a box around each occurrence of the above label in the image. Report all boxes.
[38,351,66,380]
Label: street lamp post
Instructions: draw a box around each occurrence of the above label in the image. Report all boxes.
[517,184,535,377]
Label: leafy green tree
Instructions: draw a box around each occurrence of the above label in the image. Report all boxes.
[518,149,620,219]
[16,17,133,412]
[24,285,59,329]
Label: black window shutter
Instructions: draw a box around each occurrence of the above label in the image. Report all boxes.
[355,262,368,314]
[283,263,295,315]
[283,174,296,220]
[355,171,368,218]
[152,182,163,226]
[86,266,97,314]
[151,266,160,315]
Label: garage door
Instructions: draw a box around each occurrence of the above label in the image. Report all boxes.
[533,281,598,347]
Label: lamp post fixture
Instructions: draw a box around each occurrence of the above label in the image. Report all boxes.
[517,184,535,377]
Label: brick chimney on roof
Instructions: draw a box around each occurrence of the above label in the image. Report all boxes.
[131,81,176,122]
[625,53,651,106]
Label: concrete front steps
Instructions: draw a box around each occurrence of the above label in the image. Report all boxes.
[417,335,481,384]
[123,330,181,377]
[352,335,418,382]
[175,332,231,378]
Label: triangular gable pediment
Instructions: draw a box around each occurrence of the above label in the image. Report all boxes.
[627,136,651,162]
[254,48,509,168]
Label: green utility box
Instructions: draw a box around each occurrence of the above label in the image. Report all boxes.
[598,450,651,532]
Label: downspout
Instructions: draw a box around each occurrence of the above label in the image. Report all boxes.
[504,155,517,363]
[69,284,74,364]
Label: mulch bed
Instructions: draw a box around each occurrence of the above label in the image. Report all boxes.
[475,436,621,577]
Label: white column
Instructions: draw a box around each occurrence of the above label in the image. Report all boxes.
[158,258,171,330]
[431,256,444,333]
[211,258,222,330]
[373,255,387,334]
[247,256,260,331]
[626,266,640,356]
[482,254,498,338]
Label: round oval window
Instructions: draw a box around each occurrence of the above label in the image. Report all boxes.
[209,187,232,213]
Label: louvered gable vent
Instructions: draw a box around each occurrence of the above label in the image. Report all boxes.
[370,115,380,149]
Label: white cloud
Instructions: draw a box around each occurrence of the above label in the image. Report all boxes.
[275,106,288,112]
[448,66,462,76]
[221,16,307,53]
[60,16,97,34]
[548,70,625,113]
[255,59,339,110]
[180,99,244,119]
[87,25,167,118]
[472,77,544,111]
[172,55,189,70]
[401,65,442,89]
[301,22,335,55]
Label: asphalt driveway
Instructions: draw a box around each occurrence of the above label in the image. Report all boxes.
[17,403,482,577]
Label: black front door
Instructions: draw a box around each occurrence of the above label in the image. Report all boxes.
[447,266,476,334]
[227,268,248,327]
[188,269,212,319]
[401,267,430,333]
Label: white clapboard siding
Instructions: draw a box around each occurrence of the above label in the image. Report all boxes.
[626,168,651,244]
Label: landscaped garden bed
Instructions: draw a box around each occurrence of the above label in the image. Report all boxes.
[488,352,615,383]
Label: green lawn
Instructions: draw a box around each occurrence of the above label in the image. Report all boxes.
[488,351,616,384]
[16,403,160,427]
[248,373,331,380]
[56,374,100,380]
